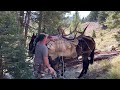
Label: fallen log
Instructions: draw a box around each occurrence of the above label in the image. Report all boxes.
[64,51,120,68]
[94,51,119,61]
[55,50,120,69]
[94,50,102,54]
[66,60,82,67]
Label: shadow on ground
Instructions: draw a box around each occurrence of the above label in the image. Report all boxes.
[80,62,112,79]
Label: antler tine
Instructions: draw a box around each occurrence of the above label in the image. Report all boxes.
[73,22,80,39]
[62,22,79,40]
[63,22,79,37]
[81,23,90,35]
[76,23,90,35]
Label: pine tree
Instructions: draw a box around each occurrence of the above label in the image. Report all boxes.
[97,11,108,24]
[69,11,82,34]
[87,11,99,22]
[104,11,120,29]
[31,11,69,35]
[0,11,33,79]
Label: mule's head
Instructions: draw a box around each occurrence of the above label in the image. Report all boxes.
[29,33,37,55]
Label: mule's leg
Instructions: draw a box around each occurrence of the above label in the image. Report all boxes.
[77,63,87,78]
[77,68,85,78]
[48,56,58,78]
[77,57,86,78]
[78,56,89,78]
[59,56,66,77]
[89,47,95,64]
[54,63,61,78]
[61,63,66,76]
[84,58,89,74]
[50,62,61,79]
[52,69,60,79]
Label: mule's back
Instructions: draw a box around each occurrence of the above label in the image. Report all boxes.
[47,37,78,60]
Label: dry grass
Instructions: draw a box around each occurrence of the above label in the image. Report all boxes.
[80,28,120,79]
[80,60,111,79]
[80,55,120,79]
[95,30,114,50]
[106,56,120,79]
[64,28,120,79]
[65,24,120,51]
[40,56,120,79]
[92,29,120,51]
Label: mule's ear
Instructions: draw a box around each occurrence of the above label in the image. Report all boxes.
[32,33,35,37]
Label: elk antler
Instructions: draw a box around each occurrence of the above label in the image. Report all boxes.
[62,22,79,40]
[62,22,79,37]
[76,23,90,35]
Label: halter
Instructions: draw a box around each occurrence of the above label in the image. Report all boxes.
[77,37,93,54]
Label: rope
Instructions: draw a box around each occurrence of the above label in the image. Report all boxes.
[58,35,65,78]
[48,35,65,79]
[78,38,92,54]
[82,38,92,52]
[61,56,65,78]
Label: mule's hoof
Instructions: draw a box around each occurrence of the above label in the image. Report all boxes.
[77,76,81,79]
[61,73,63,76]
[77,74,84,78]
[89,60,93,64]
[84,71,87,74]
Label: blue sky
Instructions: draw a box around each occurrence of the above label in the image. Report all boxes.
[65,11,91,19]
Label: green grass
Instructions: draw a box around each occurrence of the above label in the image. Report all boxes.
[66,26,120,51]
[79,28,120,79]
[64,25,120,79]
[82,28,120,51]
[65,27,120,79]
[94,29,120,51]
[81,55,120,79]
[106,56,120,79]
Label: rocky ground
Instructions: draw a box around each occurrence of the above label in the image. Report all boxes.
[41,50,120,79]
[41,64,82,79]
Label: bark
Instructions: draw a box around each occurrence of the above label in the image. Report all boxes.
[24,11,31,46]
[43,23,46,33]
[0,45,3,79]
[38,11,43,34]
[19,11,25,45]
[19,11,25,30]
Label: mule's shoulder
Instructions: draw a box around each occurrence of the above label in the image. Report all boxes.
[82,36,94,41]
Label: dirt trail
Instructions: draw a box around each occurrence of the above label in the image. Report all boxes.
[41,49,120,79]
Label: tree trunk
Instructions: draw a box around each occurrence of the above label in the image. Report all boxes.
[24,11,31,46]
[19,11,25,45]
[19,11,25,31]
[38,11,43,34]
[43,24,46,33]
[0,45,3,79]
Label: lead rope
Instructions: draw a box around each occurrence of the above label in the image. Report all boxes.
[77,38,92,55]
[61,56,65,79]
[81,38,92,52]
[59,36,65,79]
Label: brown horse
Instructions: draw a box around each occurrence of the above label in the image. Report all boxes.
[76,35,95,78]
[29,24,95,78]
[48,24,95,78]
[56,35,95,78]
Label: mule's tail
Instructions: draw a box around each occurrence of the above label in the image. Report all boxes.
[89,47,95,64]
